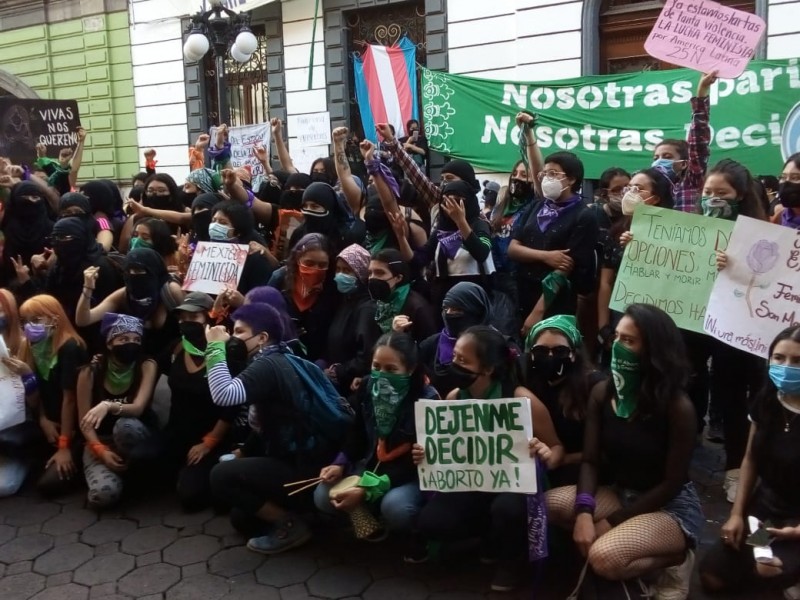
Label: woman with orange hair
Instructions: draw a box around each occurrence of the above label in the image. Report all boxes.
[0,288,36,497]
[11,294,87,497]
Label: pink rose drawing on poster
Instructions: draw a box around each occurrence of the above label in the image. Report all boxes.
[644,0,766,78]
[734,239,779,317]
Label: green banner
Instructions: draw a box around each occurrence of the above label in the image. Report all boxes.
[421,59,800,178]
[609,205,734,334]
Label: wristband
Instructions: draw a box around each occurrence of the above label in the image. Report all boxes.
[88,442,109,459]
[22,372,38,395]
[57,435,71,450]
[574,492,596,516]
[202,435,220,450]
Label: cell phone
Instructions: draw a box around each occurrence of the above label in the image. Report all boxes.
[746,517,774,552]
[412,130,419,141]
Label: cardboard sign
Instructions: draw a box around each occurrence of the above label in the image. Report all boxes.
[610,205,734,334]
[0,99,81,166]
[288,112,331,146]
[210,123,270,178]
[182,242,249,295]
[414,398,536,494]
[644,0,766,78]
[704,217,800,357]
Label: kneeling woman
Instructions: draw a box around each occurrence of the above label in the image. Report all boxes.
[546,303,702,598]
[700,325,800,597]
[413,326,563,592]
[78,314,159,509]
[315,333,438,540]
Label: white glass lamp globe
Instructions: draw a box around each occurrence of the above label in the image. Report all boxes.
[184,33,210,59]
[230,43,252,64]
[235,30,258,55]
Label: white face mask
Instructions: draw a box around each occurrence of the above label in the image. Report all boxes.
[541,177,564,201]
[621,190,646,216]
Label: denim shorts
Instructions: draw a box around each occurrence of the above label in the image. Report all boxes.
[616,481,704,548]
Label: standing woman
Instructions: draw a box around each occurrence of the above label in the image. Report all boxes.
[77,314,159,509]
[19,295,87,497]
[699,325,800,597]
[508,152,598,336]
[547,304,702,598]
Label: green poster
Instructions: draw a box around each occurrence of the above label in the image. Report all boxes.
[421,59,800,178]
[609,205,734,334]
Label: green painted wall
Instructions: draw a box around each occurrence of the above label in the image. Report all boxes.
[0,11,137,182]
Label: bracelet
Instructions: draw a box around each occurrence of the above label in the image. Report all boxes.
[202,435,220,450]
[57,435,71,450]
[22,373,38,395]
[574,492,596,516]
[88,442,109,458]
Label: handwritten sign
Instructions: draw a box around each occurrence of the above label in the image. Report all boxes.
[290,143,330,177]
[414,398,536,494]
[610,205,734,334]
[288,112,331,146]
[210,123,270,177]
[644,0,766,78]
[182,242,249,295]
[704,217,800,357]
[0,360,25,432]
[0,99,81,166]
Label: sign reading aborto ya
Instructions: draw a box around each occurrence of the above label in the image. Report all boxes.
[609,205,734,335]
[414,398,537,494]
[421,59,800,178]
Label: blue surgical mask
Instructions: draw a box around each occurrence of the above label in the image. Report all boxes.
[769,364,800,395]
[208,222,232,241]
[652,158,677,179]
[334,272,359,295]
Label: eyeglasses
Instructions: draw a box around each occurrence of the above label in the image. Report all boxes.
[537,170,566,180]
[530,345,572,361]
[779,174,800,183]
[622,185,651,195]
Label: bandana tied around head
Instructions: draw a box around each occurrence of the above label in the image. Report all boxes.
[525,314,582,352]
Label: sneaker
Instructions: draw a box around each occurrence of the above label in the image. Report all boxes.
[651,549,694,600]
[784,583,800,600]
[246,516,311,554]
[723,469,740,504]
[490,563,522,593]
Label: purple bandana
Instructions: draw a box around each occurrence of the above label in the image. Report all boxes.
[781,207,800,230]
[436,229,463,259]
[536,196,582,233]
[526,459,549,562]
[365,158,400,199]
[435,329,458,364]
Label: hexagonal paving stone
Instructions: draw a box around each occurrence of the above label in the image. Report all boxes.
[0,523,16,545]
[307,565,371,599]
[221,579,280,600]
[166,573,229,600]
[163,534,220,566]
[255,554,318,588]
[42,509,98,536]
[0,533,54,563]
[72,553,135,586]
[362,577,428,600]
[4,503,61,527]
[208,546,265,577]
[80,519,138,546]
[120,525,178,556]
[29,583,89,600]
[0,572,46,599]
[118,563,181,597]
[162,509,214,529]
[33,542,93,575]
[204,515,236,537]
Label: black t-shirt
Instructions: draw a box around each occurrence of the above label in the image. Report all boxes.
[751,396,800,516]
[38,339,86,423]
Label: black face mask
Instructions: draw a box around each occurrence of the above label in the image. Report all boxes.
[280,190,304,210]
[112,342,142,365]
[257,182,282,204]
[144,193,174,211]
[442,312,470,338]
[179,321,207,350]
[779,181,800,208]
[311,172,332,185]
[364,205,390,233]
[448,363,481,389]
[191,209,213,241]
[53,239,84,264]
[530,355,572,385]
[509,178,532,199]
[368,278,393,302]
[225,335,251,367]
[126,273,157,301]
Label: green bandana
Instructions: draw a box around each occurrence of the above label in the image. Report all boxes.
[31,338,58,381]
[182,337,206,357]
[129,236,153,250]
[610,340,641,418]
[374,283,411,333]
[541,270,571,310]
[526,314,582,351]
[701,196,740,220]
[106,362,135,396]
[204,340,227,370]
[370,370,411,437]
[503,197,525,216]
[357,471,391,502]
[365,231,389,253]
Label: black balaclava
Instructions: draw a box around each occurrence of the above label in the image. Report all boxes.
[81,180,118,217]
[51,216,100,273]
[441,282,492,337]
[441,159,479,192]
[438,180,480,232]
[301,182,339,235]
[363,186,390,235]
[191,193,220,243]
[123,248,169,319]
[280,173,312,210]
[3,181,53,265]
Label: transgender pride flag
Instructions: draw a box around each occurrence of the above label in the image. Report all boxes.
[354,36,419,143]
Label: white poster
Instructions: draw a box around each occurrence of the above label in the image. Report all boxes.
[210,123,270,177]
[288,112,331,146]
[414,398,536,494]
[0,361,25,432]
[704,216,800,357]
[290,143,330,177]
[182,242,250,296]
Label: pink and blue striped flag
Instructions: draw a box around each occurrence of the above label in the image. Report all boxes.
[354,36,419,143]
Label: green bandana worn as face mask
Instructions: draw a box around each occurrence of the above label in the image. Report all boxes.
[701,196,739,220]
[370,370,411,438]
[611,340,641,418]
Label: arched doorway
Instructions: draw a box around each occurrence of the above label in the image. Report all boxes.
[0,69,39,99]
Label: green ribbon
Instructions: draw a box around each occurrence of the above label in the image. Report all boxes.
[204,340,227,370]
[370,370,411,438]
[358,471,391,503]
[610,340,641,419]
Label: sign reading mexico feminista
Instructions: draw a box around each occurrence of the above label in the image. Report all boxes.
[182,242,249,296]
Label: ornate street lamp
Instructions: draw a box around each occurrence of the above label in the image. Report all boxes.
[182,0,259,125]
